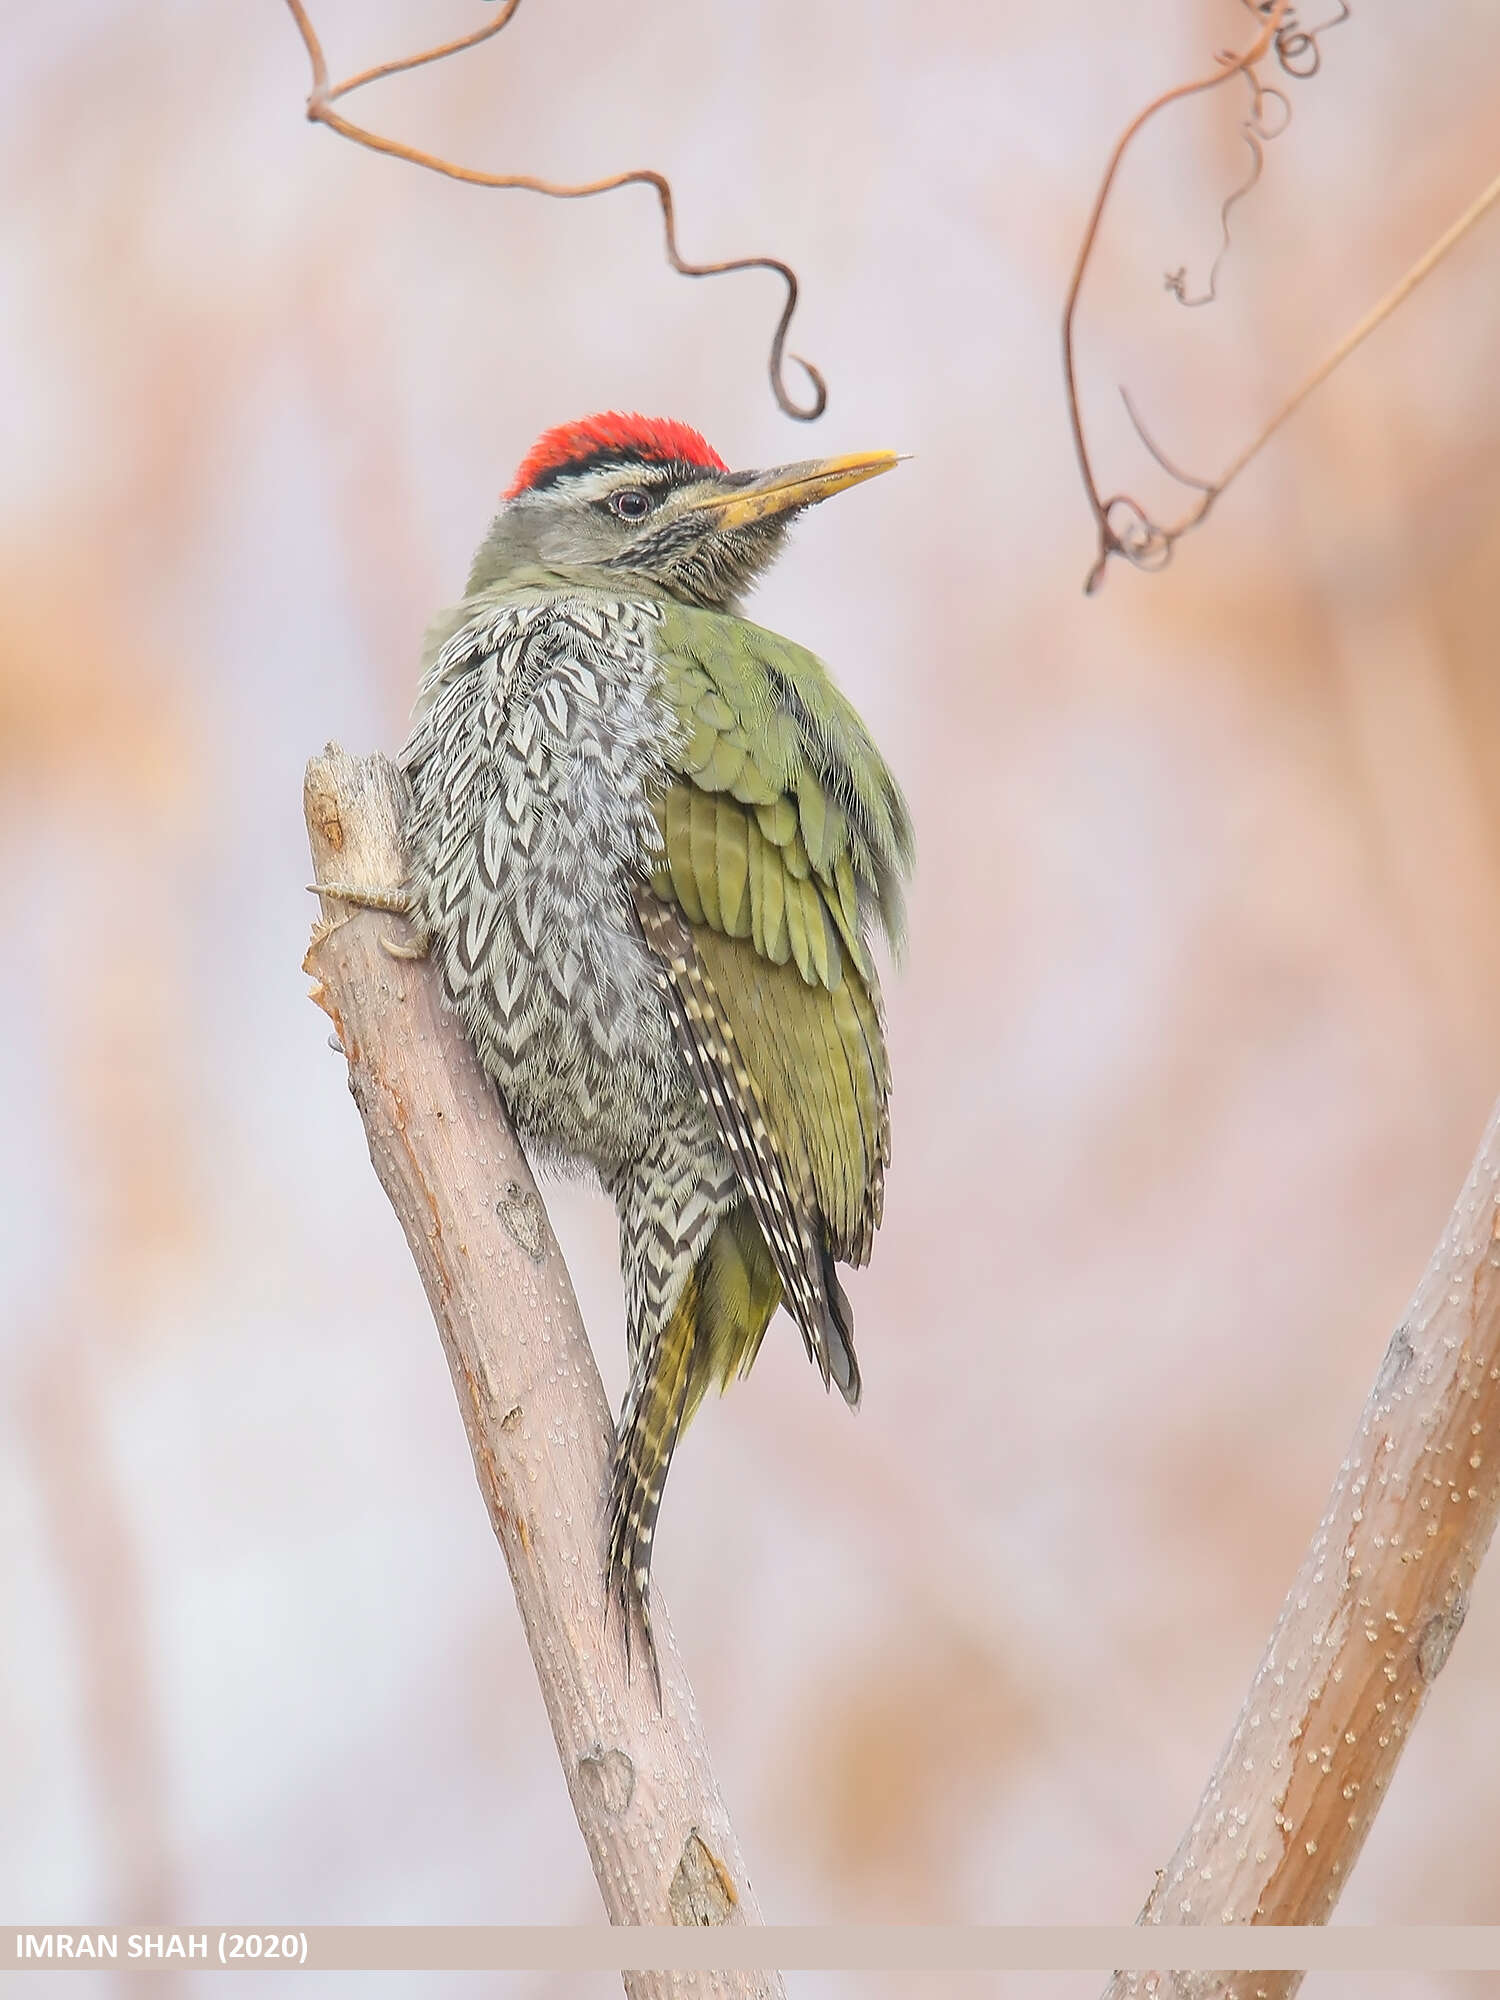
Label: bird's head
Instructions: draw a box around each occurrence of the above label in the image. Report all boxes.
[463,411,900,610]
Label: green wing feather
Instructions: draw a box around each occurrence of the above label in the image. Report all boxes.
[600,598,912,1684]
[646,603,913,1274]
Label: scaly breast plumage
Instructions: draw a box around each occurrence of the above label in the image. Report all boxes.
[404,591,688,1168]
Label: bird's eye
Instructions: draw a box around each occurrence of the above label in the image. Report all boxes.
[611,488,652,521]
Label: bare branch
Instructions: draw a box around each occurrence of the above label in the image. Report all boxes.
[302,745,784,2000]
[1105,1096,1500,1996]
[281,0,825,420]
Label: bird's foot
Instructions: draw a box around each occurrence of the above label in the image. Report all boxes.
[310,881,432,960]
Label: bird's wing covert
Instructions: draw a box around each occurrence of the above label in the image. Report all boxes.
[642,604,913,1285]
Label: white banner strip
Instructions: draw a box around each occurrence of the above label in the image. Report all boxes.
[7,1929,1500,1973]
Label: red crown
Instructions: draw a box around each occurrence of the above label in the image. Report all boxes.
[505,412,728,499]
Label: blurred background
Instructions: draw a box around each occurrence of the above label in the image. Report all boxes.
[4,1,1500,1995]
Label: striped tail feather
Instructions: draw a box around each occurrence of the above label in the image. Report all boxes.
[606,1265,698,1699]
[605,1207,781,1696]
[820,1244,860,1406]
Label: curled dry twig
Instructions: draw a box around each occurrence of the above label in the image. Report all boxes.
[1163,67,1287,310]
[1061,0,1500,595]
[1161,1,1344,315]
[1062,0,1294,591]
[282,0,827,421]
[1270,0,1352,79]
[1079,159,1500,594]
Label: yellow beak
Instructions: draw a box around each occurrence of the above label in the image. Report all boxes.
[693,449,903,531]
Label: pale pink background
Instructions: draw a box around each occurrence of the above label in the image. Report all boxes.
[4,2,1500,1996]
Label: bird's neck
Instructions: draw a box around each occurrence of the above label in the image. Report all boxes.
[461,556,748,620]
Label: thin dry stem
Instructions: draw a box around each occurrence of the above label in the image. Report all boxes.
[1103,1097,1500,1998]
[1213,163,1500,493]
[1098,160,1500,593]
[302,745,783,2000]
[1062,0,1291,589]
[281,0,825,420]
[1066,2,1499,592]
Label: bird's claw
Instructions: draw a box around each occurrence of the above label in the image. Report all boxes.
[310,880,432,960]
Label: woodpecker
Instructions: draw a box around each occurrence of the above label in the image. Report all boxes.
[389,412,912,1682]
